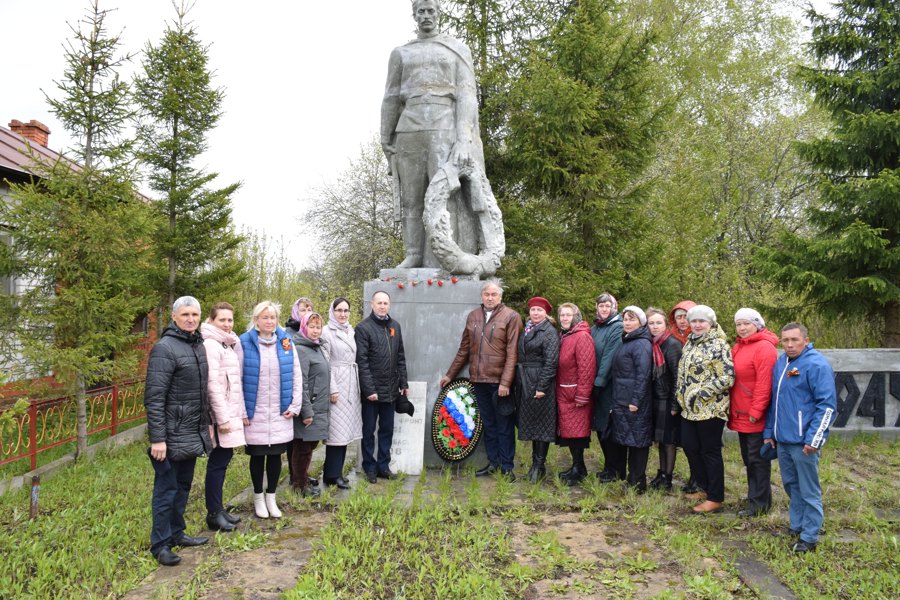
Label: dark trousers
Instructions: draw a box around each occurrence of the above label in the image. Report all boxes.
[204,446,233,515]
[150,455,196,556]
[249,454,282,494]
[290,440,319,488]
[739,432,772,512]
[475,382,516,471]
[361,400,395,475]
[323,445,347,480]
[597,432,626,479]
[625,446,650,486]
[681,418,725,502]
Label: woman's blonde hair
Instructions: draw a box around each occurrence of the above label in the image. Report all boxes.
[247,300,281,332]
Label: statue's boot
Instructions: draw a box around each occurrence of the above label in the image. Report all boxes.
[396,217,424,268]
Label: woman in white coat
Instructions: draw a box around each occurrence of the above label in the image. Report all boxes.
[319,298,362,489]
[201,302,246,531]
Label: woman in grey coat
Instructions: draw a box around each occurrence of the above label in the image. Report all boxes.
[320,298,361,489]
[289,312,331,497]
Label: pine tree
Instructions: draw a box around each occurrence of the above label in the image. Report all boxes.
[755,0,900,346]
[134,2,245,310]
[0,0,158,457]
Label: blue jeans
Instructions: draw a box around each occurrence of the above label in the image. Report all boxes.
[150,455,196,556]
[361,400,395,475]
[778,442,824,544]
[475,383,516,472]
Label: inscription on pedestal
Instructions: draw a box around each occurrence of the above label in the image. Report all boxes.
[390,381,427,475]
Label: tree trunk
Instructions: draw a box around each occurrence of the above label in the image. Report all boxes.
[75,375,88,459]
[883,299,900,348]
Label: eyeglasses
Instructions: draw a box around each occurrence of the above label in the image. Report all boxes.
[334,309,350,313]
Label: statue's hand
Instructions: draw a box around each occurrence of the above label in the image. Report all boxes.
[451,141,472,171]
[382,143,396,171]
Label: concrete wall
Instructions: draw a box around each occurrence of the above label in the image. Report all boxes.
[819,349,900,433]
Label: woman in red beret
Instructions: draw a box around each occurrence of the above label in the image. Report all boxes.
[515,297,560,483]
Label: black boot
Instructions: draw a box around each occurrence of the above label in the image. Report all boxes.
[527,441,548,484]
[659,472,673,491]
[206,511,236,532]
[682,476,700,494]
[649,470,666,489]
[564,447,587,486]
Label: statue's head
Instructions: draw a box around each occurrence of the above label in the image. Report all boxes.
[412,0,441,34]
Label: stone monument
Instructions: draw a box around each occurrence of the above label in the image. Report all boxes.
[380,0,505,278]
[362,0,511,468]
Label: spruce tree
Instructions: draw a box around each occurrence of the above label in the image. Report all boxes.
[756,0,899,346]
[0,0,158,456]
[134,2,245,310]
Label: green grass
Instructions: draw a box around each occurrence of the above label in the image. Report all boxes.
[0,441,252,599]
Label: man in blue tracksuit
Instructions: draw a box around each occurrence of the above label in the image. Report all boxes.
[763,322,837,553]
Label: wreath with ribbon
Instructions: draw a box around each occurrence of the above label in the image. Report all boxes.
[431,378,483,462]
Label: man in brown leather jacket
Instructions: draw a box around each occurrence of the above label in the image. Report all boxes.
[440,280,523,477]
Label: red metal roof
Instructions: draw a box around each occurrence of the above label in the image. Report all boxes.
[0,124,62,179]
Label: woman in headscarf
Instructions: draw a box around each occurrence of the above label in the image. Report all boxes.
[555,303,596,486]
[590,293,625,482]
[240,301,303,519]
[515,296,560,483]
[675,305,735,513]
[728,308,778,517]
[646,307,683,491]
[201,302,245,531]
[609,306,654,492]
[319,298,361,489]
[285,297,315,487]
[668,300,697,346]
[288,312,331,498]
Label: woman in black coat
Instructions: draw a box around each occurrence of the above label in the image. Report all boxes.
[646,307,683,491]
[515,297,560,483]
[609,306,653,492]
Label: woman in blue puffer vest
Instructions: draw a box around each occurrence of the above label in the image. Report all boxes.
[240,301,303,519]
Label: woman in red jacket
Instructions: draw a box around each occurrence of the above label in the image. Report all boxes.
[556,303,597,486]
[728,308,778,517]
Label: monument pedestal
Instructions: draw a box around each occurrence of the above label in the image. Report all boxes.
[363,270,488,468]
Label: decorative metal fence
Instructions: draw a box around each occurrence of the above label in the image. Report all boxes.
[0,379,146,471]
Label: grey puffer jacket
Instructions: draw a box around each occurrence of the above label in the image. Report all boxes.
[144,323,212,461]
[291,330,331,442]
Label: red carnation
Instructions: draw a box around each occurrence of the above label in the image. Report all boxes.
[448,439,457,448]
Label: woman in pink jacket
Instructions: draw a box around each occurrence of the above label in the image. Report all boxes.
[728,308,778,517]
[201,302,246,532]
[240,301,303,519]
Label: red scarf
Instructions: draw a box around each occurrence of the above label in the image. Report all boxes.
[652,329,672,379]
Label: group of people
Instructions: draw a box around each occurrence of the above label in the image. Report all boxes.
[440,281,837,555]
[144,294,395,566]
[144,281,837,566]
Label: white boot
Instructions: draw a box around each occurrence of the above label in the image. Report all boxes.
[264,492,282,518]
[253,493,269,519]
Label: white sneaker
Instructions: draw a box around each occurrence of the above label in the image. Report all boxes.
[253,493,269,519]
[264,492,282,518]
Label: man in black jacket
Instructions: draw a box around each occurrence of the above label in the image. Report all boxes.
[355,291,409,483]
[144,296,213,566]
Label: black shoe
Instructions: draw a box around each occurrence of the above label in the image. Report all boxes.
[324,477,351,490]
[301,486,321,498]
[173,534,208,547]
[648,470,665,489]
[377,469,396,480]
[500,468,516,481]
[475,464,498,477]
[791,540,817,553]
[682,478,700,494]
[597,470,621,483]
[559,465,575,480]
[222,510,241,524]
[563,469,587,487]
[365,472,377,483]
[156,547,181,566]
[206,511,236,532]
[737,507,769,518]
[307,475,319,487]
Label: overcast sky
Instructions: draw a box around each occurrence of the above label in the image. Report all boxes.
[1,0,416,267]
